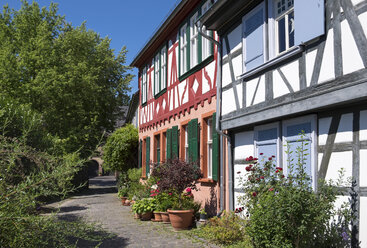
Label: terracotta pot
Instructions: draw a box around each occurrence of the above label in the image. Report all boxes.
[167,209,194,230]
[161,212,170,223]
[153,211,162,222]
[124,199,131,206]
[134,213,141,219]
[140,211,153,221]
[120,197,127,205]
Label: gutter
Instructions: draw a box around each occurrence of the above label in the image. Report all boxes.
[196,20,233,212]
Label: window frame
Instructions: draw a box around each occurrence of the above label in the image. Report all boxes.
[254,122,281,167]
[154,44,167,98]
[282,115,317,189]
[274,0,295,56]
[141,66,147,105]
[207,118,213,179]
[178,1,215,81]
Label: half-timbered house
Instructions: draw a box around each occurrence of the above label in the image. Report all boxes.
[131,0,220,214]
[200,0,367,245]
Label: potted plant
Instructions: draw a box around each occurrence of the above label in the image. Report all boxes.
[151,159,202,230]
[133,198,155,221]
[131,200,142,219]
[199,208,207,221]
[118,186,129,205]
[152,192,173,223]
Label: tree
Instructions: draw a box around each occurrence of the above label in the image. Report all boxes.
[103,124,139,172]
[0,1,132,155]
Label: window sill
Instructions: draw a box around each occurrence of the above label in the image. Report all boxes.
[154,88,167,99]
[179,55,214,82]
[238,45,304,81]
[198,178,217,183]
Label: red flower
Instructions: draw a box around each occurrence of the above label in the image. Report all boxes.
[186,188,192,193]
[264,168,268,171]
[245,166,251,172]
[260,176,264,179]
[260,153,264,155]
[256,178,260,181]
[272,155,276,158]
[237,171,241,174]
[168,192,172,196]
[252,192,257,197]
[249,156,254,160]
[269,188,274,191]
[276,167,283,170]
[253,157,258,161]
[281,175,285,178]
[276,170,279,173]
[268,157,272,160]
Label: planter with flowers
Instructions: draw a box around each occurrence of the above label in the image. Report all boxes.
[131,198,155,221]
[151,158,202,230]
[118,186,129,205]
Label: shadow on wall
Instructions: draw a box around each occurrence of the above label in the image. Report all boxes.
[204,184,217,217]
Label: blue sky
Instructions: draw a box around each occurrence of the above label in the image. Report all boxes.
[4,0,180,96]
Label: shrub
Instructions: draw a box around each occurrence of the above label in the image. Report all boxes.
[196,211,252,246]
[238,136,351,248]
[103,124,138,172]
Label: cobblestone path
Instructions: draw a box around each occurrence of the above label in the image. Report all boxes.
[48,176,216,248]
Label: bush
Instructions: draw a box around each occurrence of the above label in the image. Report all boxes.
[196,211,252,247]
[103,124,139,172]
[238,137,351,248]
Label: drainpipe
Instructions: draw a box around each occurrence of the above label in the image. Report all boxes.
[196,21,233,212]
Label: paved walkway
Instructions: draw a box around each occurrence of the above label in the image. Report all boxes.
[47,176,216,248]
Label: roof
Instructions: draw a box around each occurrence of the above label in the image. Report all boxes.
[130,0,201,68]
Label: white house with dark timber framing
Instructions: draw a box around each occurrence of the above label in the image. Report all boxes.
[199,0,367,246]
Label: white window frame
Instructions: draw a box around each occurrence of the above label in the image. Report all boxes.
[142,67,147,104]
[254,122,281,167]
[190,12,199,68]
[274,0,294,55]
[160,46,167,91]
[207,118,213,179]
[154,54,160,96]
[282,115,317,190]
[185,125,189,162]
[180,24,188,75]
[201,0,213,60]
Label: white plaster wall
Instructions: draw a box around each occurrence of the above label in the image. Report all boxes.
[246,75,265,106]
[305,49,317,87]
[360,149,367,187]
[341,19,364,75]
[334,195,350,212]
[182,80,188,104]
[318,153,323,173]
[360,196,367,248]
[222,88,236,115]
[319,117,332,146]
[280,60,300,91]
[202,61,216,94]
[319,28,335,84]
[236,83,243,109]
[360,110,367,141]
[232,54,243,78]
[168,51,173,87]
[361,12,367,41]
[273,69,290,98]
[325,151,353,186]
[234,131,254,160]
[234,130,254,209]
[335,113,353,143]
[178,81,186,105]
[169,89,173,111]
[222,62,232,87]
[352,0,365,5]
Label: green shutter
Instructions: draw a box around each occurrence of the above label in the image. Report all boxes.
[146,137,150,177]
[212,113,219,181]
[189,118,198,163]
[138,140,142,168]
[172,126,179,158]
[167,129,172,160]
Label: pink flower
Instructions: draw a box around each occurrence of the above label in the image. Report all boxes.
[185,188,192,193]
[168,193,172,196]
[269,188,274,191]
[260,176,264,179]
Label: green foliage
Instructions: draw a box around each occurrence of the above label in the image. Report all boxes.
[195,211,252,247]
[0,1,132,155]
[153,192,174,212]
[238,135,351,248]
[132,198,155,214]
[103,124,139,172]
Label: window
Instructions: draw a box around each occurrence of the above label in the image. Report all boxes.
[275,0,294,54]
[201,0,214,60]
[190,12,199,68]
[154,45,167,97]
[141,66,147,104]
[179,1,215,78]
[185,125,189,162]
[180,24,188,75]
[254,122,281,167]
[242,0,324,72]
[155,134,160,163]
[207,118,213,178]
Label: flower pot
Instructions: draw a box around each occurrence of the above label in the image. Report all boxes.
[161,212,170,223]
[167,209,194,230]
[153,211,162,222]
[120,197,127,205]
[134,213,141,219]
[140,211,153,221]
[124,199,131,206]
